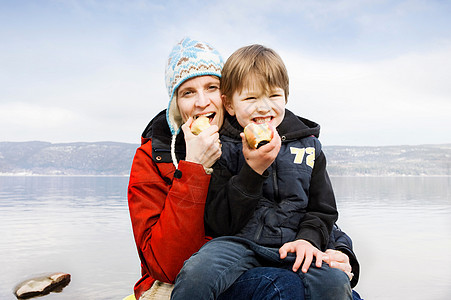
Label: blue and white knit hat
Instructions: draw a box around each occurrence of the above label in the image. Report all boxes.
[165,37,224,136]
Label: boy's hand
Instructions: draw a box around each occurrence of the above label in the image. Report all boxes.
[182,117,222,169]
[240,125,281,175]
[279,239,324,273]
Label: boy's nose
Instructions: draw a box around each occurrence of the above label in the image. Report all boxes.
[256,98,271,112]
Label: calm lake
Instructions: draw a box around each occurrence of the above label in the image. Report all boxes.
[0,176,450,299]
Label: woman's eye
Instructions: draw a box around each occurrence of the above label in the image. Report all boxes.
[208,85,219,90]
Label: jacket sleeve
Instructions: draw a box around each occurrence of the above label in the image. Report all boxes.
[329,225,360,288]
[296,150,338,250]
[205,161,267,237]
[128,142,211,284]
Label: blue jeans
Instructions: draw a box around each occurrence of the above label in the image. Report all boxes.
[215,268,363,300]
[171,236,352,300]
[218,267,305,300]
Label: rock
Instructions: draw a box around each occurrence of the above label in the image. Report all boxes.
[14,272,71,299]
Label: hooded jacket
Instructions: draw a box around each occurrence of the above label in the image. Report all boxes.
[128,110,212,299]
[205,110,338,250]
[129,110,360,298]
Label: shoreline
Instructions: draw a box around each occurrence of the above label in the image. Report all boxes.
[1,173,450,178]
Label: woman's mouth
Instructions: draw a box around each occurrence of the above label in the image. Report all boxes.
[194,112,216,123]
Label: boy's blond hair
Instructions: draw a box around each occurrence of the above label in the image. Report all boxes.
[221,44,289,106]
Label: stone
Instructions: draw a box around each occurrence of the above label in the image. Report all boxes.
[14,272,71,299]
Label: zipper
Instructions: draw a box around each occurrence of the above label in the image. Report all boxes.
[254,209,270,242]
[254,161,279,242]
[272,161,280,202]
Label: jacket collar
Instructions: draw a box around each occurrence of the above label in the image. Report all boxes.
[142,109,186,162]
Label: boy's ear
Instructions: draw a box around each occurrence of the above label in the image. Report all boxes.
[222,95,235,116]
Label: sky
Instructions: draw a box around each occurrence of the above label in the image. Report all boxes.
[1,0,450,146]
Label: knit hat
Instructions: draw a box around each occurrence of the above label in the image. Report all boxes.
[165,37,224,136]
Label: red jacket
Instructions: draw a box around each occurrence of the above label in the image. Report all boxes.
[128,112,212,299]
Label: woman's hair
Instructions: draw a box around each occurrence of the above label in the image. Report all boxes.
[221,44,289,105]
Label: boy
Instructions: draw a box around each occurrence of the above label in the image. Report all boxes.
[171,45,352,300]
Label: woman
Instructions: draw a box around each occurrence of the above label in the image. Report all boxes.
[128,37,360,300]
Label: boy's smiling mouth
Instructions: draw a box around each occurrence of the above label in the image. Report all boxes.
[252,116,272,124]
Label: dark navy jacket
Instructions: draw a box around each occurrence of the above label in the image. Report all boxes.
[205,110,338,251]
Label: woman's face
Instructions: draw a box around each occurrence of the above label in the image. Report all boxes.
[176,75,224,129]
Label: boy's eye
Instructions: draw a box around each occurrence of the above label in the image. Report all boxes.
[244,97,256,101]
[270,94,282,98]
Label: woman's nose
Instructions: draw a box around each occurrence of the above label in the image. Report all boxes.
[195,91,210,107]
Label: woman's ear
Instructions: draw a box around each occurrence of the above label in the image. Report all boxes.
[222,95,235,116]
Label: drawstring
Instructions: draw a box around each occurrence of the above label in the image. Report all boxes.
[170,134,178,169]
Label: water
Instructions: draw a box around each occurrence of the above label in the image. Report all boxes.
[0,176,450,299]
[332,177,451,299]
[0,176,139,299]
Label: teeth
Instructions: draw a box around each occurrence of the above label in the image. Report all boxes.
[254,117,271,124]
[194,112,214,120]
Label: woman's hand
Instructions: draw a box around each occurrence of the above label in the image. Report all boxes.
[323,249,354,280]
[182,117,222,169]
[279,239,324,273]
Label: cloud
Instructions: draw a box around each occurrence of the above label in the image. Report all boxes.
[0,102,77,141]
[1,0,450,145]
[283,43,451,145]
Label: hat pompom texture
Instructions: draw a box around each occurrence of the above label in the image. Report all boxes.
[165,37,224,135]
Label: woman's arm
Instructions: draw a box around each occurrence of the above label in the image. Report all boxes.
[326,226,360,288]
[128,141,211,283]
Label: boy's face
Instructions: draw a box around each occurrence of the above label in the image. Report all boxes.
[225,83,286,129]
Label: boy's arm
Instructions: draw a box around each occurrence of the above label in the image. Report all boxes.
[204,160,268,237]
[205,130,280,237]
[295,151,338,250]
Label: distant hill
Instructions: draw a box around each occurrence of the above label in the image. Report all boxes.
[0,141,138,176]
[323,144,451,176]
[1,141,450,176]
